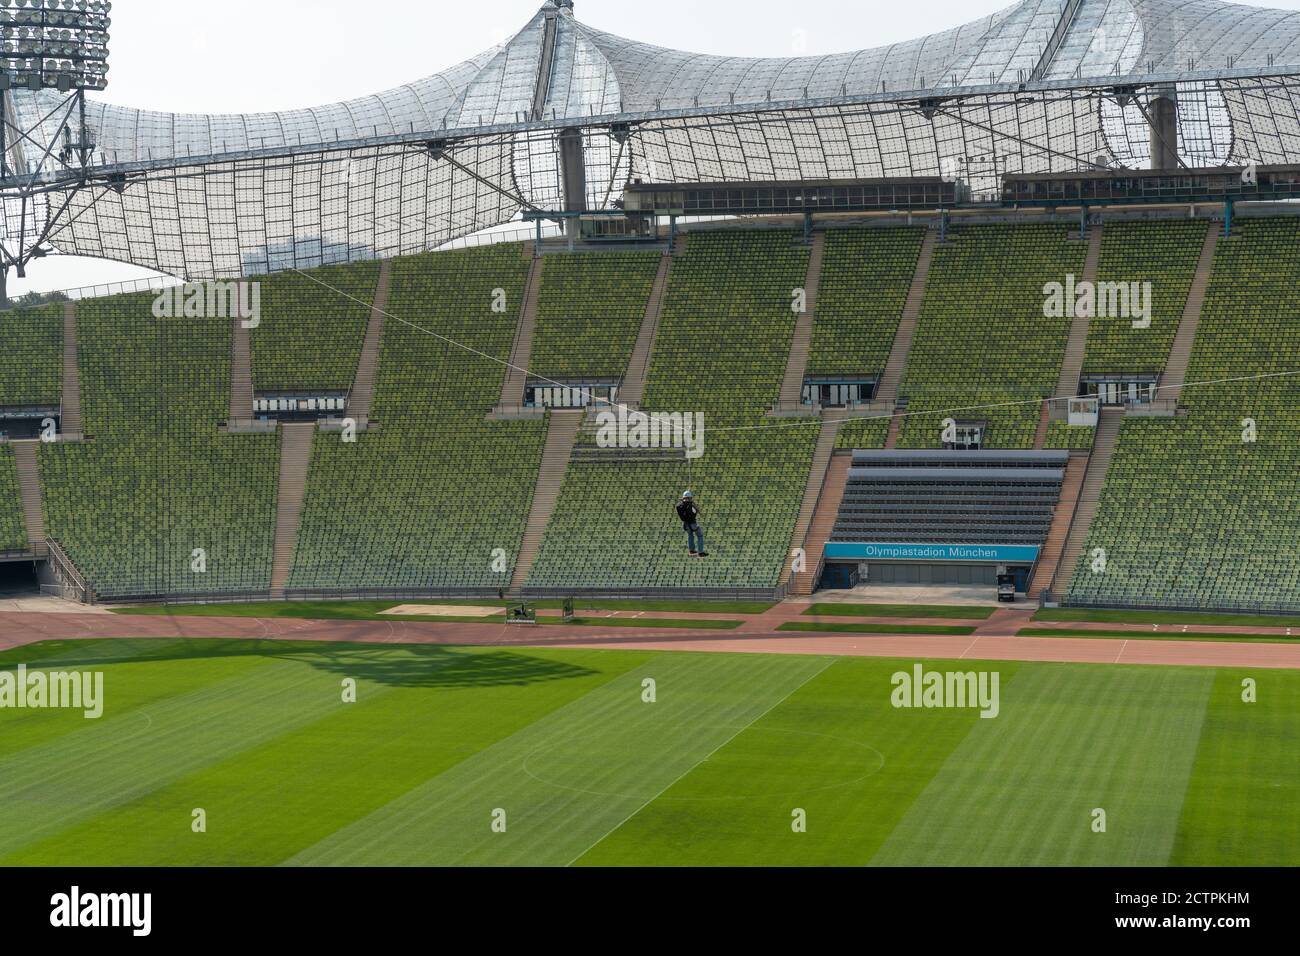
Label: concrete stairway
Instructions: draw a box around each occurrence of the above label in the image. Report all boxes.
[269,423,316,598]
[1051,406,1124,599]
[495,255,546,413]
[1038,222,1105,448]
[1057,223,1104,394]
[1027,453,1088,599]
[884,413,903,449]
[788,450,852,596]
[1162,222,1220,399]
[44,537,94,604]
[1033,402,1053,449]
[61,302,83,439]
[347,259,392,424]
[779,411,843,589]
[230,319,253,422]
[776,231,826,410]
[509,410,584,594]
[875,229,937,406]
[11,441,47,557]
[620,238,682,409]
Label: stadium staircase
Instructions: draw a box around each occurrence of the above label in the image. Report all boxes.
[60,302,83,439]
[1161,222,1219,400]
[1027,453,1087,598]
[788,451,852,596]
[11,441,46,557]
[45,537,95,604]
[785,408,847,590]
[347,258,392,426]
[1049,405,1124,598]
[619,238,682,409]
[774,231,825,415]
[270,422,316,598]
[1037,223,1104,447]
[493,252,545,417]
[1033,404,1052,450]
[885,410,904,449]
[509,409,583,595]
[230,319,254,422]
[875,228,937,407]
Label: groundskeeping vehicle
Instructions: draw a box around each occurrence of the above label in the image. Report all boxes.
[998,574,1018,604]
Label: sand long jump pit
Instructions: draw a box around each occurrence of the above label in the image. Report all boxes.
[380,605,506,618]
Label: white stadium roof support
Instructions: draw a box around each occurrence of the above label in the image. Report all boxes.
[3,0,1300,279]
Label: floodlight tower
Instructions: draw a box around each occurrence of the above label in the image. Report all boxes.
[0,0,111,305]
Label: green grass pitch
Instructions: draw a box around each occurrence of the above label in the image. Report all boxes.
[0,638,1294,866]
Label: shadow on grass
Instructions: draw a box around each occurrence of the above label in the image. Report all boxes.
[0,639,601,691]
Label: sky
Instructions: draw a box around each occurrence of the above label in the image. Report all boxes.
[8,0,1300,295]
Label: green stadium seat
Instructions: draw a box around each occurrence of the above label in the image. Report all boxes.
[288,245,546,592]
[1044,422,1095,450]
[252,263,380,391]
[0,304,62,407]
[531,252,661,381]
[1068,218,1300,612]
[0,303,62,550]
[810,226,924,379]
[22,216,1300,611]
[1082,219,1205,375]
[0,446,26,553]
[528,230,818,590]
[898,223,1085,449]
[40,294,279,597]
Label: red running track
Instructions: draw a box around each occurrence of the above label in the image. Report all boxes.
[1,611,1298,669]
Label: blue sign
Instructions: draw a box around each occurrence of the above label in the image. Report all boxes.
[824,542,1040,564]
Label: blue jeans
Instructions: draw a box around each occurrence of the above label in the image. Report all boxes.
[686,523,705,553]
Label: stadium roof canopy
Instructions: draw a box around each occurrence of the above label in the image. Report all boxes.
[5,0,1300,279]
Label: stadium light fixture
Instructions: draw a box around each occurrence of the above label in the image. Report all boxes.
[0,0,111,93]
[0,1,112,304]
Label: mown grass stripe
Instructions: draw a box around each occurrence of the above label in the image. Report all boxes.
[869,665,1214,866]
[568,659,833,865]
[0,640,272,760]
[3,645,642,867]
[1170,669,1300,865]
[287,652,831,867]
[0,650,381,861]
[574,657,1016,866]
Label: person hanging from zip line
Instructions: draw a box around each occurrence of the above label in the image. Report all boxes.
[676,491,710,558]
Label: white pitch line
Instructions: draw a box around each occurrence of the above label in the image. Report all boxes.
[1114,639,1129,664]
